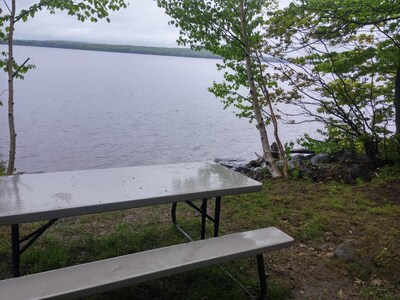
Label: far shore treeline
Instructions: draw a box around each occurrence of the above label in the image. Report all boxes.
[3,39,224,59]
[2,40,282,61]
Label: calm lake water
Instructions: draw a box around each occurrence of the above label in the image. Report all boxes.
[0,46,321,173]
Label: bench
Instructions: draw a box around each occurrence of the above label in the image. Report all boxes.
[0,227,294,300]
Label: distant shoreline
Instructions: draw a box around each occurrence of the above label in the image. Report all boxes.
[5,39,222,60]
[3,40,281,62]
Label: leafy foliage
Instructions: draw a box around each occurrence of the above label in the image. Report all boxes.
[0,161,6,176]
[266,0,400,168]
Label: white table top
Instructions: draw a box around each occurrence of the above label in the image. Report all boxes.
[0,162,262,225]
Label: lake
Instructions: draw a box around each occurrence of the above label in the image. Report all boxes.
[0,46,321,173]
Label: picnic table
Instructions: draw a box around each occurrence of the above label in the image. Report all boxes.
[0,161,262,277]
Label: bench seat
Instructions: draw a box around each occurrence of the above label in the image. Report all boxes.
[0,227,294,300]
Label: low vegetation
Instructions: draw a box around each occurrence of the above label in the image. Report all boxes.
[1,172,398,299]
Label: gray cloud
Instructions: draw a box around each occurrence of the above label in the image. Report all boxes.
[10,0,291,47]
[14,0,181,47]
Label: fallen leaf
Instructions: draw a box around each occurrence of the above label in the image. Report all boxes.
[371,278,383,286]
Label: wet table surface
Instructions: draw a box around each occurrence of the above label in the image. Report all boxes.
[0,162,262,225]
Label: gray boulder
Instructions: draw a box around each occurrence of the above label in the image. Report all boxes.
[311,153,331,166]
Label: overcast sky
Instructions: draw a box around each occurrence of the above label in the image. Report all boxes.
[7,0,291,47]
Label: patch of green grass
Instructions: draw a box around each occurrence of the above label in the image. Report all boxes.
[374,164,400,181]
[21,238,69,274]
[267,278,293,300]
[360,286,399,300]
[327,197,348,210]
[301,214,330,240]
[369,204,400,216]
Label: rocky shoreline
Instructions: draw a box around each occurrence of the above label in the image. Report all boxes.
[215,151,372,183]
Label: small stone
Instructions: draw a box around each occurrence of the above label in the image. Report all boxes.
[332,241,357,262]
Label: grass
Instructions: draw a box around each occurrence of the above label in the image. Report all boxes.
[0,177,399,299]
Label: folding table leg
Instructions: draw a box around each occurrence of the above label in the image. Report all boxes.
[11,224,20,277]
[171,202,193,241]
[171,197,222,240]
[200,198,207,239]
[213,196,221,237]
[256,254,268,300]
[171,202,178,225]
[10,219,58,277]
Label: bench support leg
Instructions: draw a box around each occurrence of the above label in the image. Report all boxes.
[10,219,58,277]
[256,254,268,300]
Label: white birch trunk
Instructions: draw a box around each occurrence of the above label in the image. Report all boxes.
[239,3,282,178]
[7,0,16,175]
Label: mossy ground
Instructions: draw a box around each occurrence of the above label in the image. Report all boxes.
[0,177,399,299]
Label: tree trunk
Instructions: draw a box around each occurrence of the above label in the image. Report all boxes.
[6,0,16,175]
[239,3,282,178]
[363,138,378,170]
[395,66,400,148]
[266,94,288,177]
[255,53,288,177]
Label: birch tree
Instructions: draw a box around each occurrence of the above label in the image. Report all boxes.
[158,0,287,178]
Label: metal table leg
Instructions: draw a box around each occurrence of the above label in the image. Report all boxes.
[171,197,221,241]
[11,224,20,277]
[200,198,207,240]
[256,254,268,300]
[10,219,58,277]
[214,196,221,237]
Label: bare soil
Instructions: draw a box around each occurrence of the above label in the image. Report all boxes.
[261,178,400,300]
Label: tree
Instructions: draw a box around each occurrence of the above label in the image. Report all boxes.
[0,0,128,175]
[301,0,400,146]
[266,0,399,168]
[158,0,288,178]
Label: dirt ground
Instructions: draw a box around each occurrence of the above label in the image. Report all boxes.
[262,178,400,300]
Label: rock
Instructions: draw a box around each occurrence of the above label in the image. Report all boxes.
[349,164,371,181]
[290,148,315,154]
[271,142,279,159]
[291,155,307,162]
[215,157,270,181]
[214,158,247,169]
[245,157,264,168]
[253,167,263,172]
[235,166,252,173]
[332,241,356,262]
[311,153,331,166]
[331,151,355,163]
